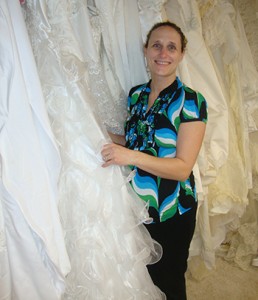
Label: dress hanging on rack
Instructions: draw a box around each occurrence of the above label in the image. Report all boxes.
[23,0,165,299]
[0,0,70,299]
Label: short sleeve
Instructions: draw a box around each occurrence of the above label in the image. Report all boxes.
[181,87,208,123]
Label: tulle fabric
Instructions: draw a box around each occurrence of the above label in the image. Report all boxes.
[23,0,165,299]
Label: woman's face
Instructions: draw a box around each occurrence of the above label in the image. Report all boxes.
[144,26,184,81]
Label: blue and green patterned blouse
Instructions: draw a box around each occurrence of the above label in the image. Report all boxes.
[125,77,208,223]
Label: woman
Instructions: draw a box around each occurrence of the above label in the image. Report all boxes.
[102,21,208,299]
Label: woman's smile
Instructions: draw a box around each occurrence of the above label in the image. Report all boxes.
[155,60,171,65]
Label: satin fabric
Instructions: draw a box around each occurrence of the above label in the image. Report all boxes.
[0,0,70,299]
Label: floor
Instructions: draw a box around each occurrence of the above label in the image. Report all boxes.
[186,256,258,300]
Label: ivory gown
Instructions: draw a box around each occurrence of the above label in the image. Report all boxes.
[197,0,258,269]
[24,0,165,299]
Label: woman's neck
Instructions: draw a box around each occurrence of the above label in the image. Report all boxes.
[150,75,176,95]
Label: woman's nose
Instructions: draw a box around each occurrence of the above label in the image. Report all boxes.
[159,47,167,57]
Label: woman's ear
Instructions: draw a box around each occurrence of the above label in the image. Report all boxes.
[179,50,185,62]
[143,46,147,57]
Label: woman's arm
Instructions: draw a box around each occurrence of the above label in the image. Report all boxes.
[102,121,206,181]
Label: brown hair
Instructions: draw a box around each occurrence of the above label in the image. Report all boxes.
[144,21,187,53]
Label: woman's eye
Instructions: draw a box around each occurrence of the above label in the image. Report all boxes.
[153,43,161,49]
[168,45,176,51]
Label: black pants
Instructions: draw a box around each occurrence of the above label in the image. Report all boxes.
[145,205,197,300]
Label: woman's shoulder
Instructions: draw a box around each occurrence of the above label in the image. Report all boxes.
[179,82,208,122]
[181,82,205,99]
[180,83,207,107]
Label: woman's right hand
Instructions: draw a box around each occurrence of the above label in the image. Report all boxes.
[101,143,135,167]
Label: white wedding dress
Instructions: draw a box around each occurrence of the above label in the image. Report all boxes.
[23,0,164,299]
[0,0,70,299]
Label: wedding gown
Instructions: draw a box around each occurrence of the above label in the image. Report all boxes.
[197,0,258,269]
[0,0,70,299]
[23,0,164,299]
[94,0,149,96]
[137,0,167,46]
[67,0,148,135]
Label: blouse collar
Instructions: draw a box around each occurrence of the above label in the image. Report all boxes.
[147,76,182,98]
